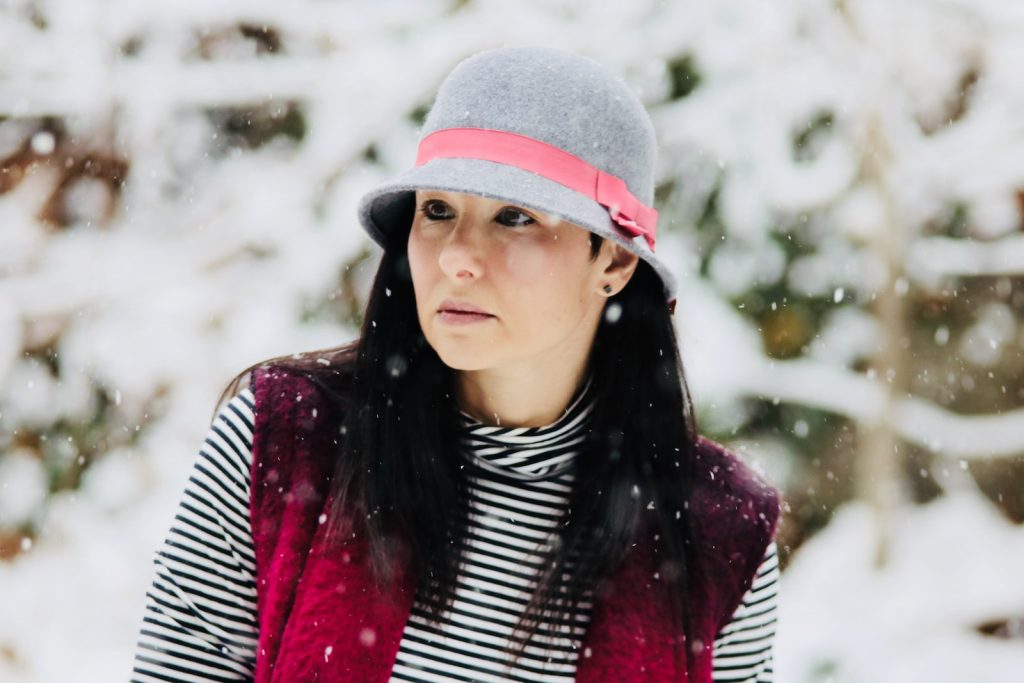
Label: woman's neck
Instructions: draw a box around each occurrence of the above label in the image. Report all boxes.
[454,360,592,429]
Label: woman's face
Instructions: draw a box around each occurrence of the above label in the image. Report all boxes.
[407,189,634,376]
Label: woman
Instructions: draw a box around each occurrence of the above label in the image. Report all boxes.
[131,46,781,683]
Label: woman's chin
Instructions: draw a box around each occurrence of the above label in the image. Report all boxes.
[428,342,498,372]
[435,352,493,372]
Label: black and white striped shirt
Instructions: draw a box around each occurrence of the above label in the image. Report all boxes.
[131,382,779,682]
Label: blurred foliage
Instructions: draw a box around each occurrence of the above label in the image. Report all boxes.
[0,116,128,229]
[204,102,307,154]
[1,332,164,559]
[666,54,701,99]
[408,103,431,127]
[677,106,1024,568]
[192,23,284,60]
[300,245,377,330]
[792,110,834,163]
[917,63,980,136]
[2,13,1023,574]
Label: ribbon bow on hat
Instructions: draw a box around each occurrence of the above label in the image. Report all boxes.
[594,170,658,251]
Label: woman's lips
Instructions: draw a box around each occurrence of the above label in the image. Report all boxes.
[437,298,494,325]
[438,310,495,325]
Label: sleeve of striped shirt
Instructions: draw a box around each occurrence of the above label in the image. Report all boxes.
[131,388,259,683]
[710,540,780,683]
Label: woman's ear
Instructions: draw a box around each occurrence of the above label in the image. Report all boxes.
[598,242,640,296]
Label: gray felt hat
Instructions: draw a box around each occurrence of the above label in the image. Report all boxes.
[356,46,677,303]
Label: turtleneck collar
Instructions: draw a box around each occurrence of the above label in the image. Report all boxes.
[456,374,595,480]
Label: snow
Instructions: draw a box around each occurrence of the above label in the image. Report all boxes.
[777,493,1024,683]
[1,0,1022,681]
[0,449,48,527]
[958,302,1016,367]
[707,237,787,297]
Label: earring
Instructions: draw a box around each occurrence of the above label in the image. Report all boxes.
[602,284,613,294]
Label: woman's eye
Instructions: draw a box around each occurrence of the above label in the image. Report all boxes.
[496,207,535,227]
[419,200,453,221]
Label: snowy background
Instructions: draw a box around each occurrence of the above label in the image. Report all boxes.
[2,0,1023,681]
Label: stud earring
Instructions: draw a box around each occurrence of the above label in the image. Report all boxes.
[602,285,613,294]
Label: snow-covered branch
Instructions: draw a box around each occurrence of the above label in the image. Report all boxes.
[745,356,1024,460]
[908,234,1024,280]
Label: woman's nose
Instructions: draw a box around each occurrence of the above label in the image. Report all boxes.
[437,219,485,281]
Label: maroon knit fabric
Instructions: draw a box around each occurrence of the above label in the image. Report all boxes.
[249,365,781,683]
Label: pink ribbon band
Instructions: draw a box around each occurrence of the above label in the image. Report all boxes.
[415,127,658,250]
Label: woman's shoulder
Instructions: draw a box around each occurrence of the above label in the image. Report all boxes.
[689,435,782,635]
[690,434,782,535]
[248,348,358,417]
[241,350,356,462]
[693,435,780,498]
[250,363,320,408]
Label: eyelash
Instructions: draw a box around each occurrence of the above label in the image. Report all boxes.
[418,201,535,227]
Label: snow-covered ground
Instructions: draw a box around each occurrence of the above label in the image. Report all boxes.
[1,1,1022,681]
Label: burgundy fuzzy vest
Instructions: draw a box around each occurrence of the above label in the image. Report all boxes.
[248,366,781,682]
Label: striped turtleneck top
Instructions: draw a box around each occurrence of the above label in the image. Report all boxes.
[131,379,779,682]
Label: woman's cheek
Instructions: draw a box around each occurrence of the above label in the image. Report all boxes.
[500,241,559,283]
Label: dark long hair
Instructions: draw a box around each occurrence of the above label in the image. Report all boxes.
[216,222,703,670]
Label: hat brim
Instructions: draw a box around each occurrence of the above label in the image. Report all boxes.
[356,158,677,299]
